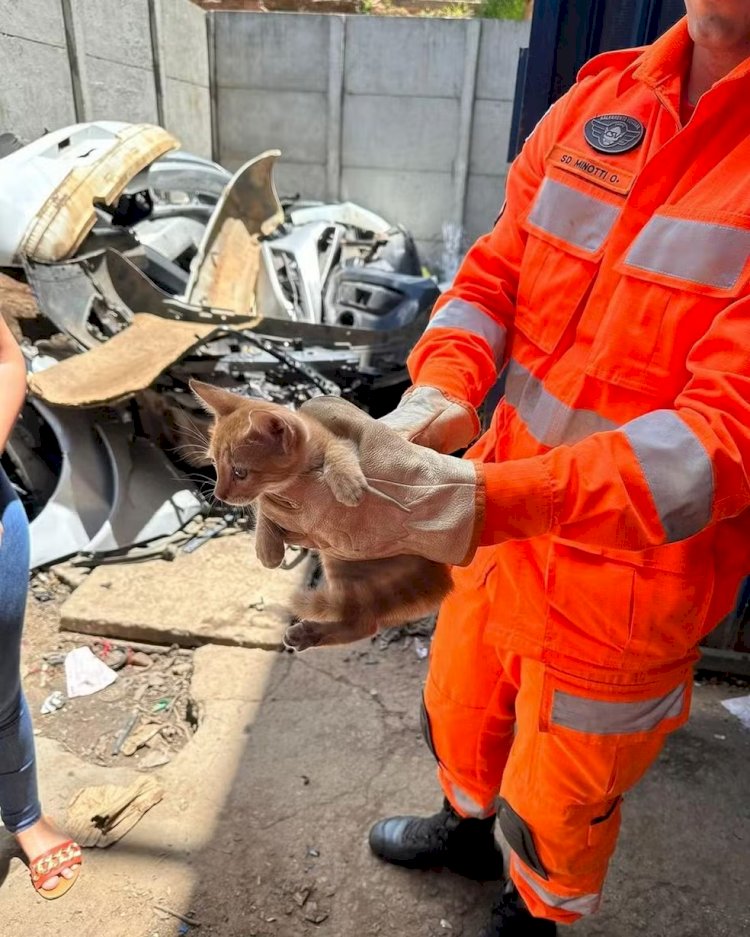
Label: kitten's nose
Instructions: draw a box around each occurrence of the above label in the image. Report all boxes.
[215,483,229,503]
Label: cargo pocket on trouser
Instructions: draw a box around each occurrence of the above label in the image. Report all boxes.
[499,660,692,923]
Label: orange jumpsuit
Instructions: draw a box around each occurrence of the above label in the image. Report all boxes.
[409,18,750,922]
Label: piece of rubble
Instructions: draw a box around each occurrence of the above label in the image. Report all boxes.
[40,691,66,715]
[303,901,329,925]
[121,723,164,757]
[138,750,172,770]
[60,536,313,650]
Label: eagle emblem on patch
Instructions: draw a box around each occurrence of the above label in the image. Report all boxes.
[584,115,644,154]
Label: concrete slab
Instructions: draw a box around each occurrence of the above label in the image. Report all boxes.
[476,19,530,102]
[158,0,209,86]
[214,12,330,92]
[217,86,327,166]
[60,535,312,649]
[85,57,159,124]
[345,17,467,98]
[0,35,77,142]
[0,0,67,47]
[342,94,459,173]
[341,166,453,242]
[465,172,507,245]
[469,99,513,176]
[163,77,212,158]
[0,644,280,936]
[81,0,154,70]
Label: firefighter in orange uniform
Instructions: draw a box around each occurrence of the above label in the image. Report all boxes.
[267,3,750,933]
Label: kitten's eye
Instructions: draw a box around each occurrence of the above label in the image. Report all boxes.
[232,466,248,480]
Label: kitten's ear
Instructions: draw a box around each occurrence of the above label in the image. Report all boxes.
[247,409,296,453]
[190,380,241,417]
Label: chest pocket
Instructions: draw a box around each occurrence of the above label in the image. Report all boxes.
[516,175,623,354]
[585,207,750,396]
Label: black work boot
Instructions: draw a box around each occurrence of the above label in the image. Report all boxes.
[478,882,557,936]
[368,798,504,880]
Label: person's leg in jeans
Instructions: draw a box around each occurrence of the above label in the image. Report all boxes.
[0,468,80,890]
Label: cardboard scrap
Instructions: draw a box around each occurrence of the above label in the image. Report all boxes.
[66,776,164,848]
[27,313,219,407]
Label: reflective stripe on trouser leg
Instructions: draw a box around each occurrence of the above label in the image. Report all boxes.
[423,570,518,818]
[512,856,601,920]
[420,696,496,816]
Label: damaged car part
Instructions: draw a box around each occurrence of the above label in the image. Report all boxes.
[3,401,203,569]
[0,122,178,265]
[185,149,283,315]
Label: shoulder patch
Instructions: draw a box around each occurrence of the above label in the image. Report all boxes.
[584,115,645,155]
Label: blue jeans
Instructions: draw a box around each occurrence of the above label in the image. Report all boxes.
[0,466,40,834]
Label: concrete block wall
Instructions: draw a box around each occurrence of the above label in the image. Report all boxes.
[79,0,160,123]
[211,13,332,198]
[0,0,212,158]
[156,0,213,157]
[466,19,528,244]
[1,5,526,264]
[211,12,530,265]
[341,18,467,261]
[0,0,78,142]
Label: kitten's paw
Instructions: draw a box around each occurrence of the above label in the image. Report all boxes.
[325,469,367,507]
[284,620,323,652]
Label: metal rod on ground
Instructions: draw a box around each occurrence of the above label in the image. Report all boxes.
[153,904,202,927]
[86,637,193,656]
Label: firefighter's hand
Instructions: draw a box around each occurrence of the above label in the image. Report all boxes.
[378,386,480,454]
[256,396,484,568]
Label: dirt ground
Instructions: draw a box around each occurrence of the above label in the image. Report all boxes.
[21,583,196,771]
[0,587,749,937]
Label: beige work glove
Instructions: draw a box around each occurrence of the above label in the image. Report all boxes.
[379,385,480,454]
[255,396,484,569]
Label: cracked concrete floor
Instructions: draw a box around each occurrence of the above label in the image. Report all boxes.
[0,639,748,937]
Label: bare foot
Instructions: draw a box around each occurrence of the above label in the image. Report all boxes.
[15,817,81,892]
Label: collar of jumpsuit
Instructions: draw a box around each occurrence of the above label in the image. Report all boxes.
[407,16,750,678]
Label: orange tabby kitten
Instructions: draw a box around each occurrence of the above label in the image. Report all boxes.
[190,381,451,651]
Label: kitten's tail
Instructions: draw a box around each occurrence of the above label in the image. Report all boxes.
[290,557,452,628]
[291,587,338,623]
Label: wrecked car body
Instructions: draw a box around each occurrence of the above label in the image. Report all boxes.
[0,121,439,568]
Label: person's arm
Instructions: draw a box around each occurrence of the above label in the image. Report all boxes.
[479,294,750,549]
[0,313,27,451]
[252,305,750,568]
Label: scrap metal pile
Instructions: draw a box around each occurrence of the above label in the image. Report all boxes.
[0,121,440,570]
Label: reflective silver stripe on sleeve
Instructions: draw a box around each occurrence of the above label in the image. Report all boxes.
[621,410,713,542]
[514,862,601,916]
[426,298,506,367]
[505,359,616,446]
[527,178,620,253]
[552,682,686,735]
[626,216,750,290]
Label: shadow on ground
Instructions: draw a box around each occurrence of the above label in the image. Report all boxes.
[183,646,750,937]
